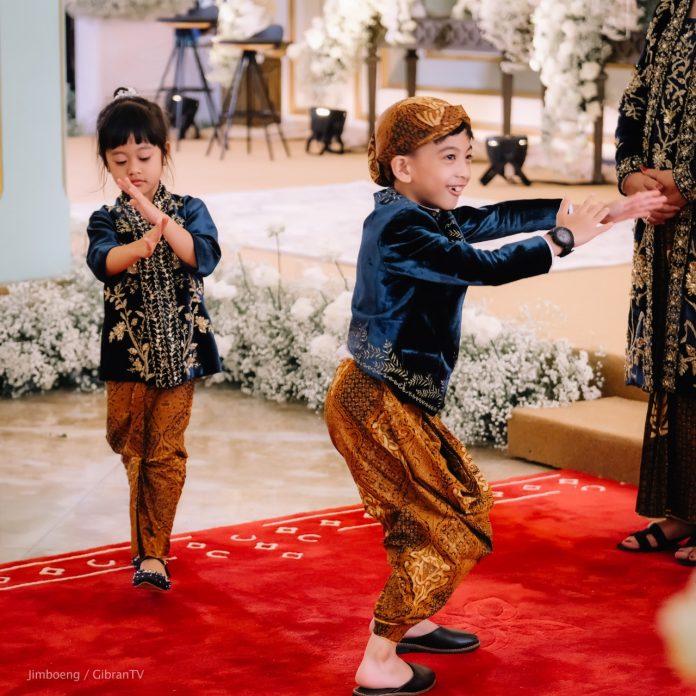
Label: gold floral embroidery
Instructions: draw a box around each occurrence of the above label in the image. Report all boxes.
[648,393,669,438]
[686,262,696,297]
[632,252,650,290]
[622,3,696,393]
[349,322,446,413]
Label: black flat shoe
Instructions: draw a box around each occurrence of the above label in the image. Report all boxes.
[132,558,171,591]
[396,626,480,654]
[352,663,435,696]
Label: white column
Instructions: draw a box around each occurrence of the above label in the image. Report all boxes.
[0,0,70,282]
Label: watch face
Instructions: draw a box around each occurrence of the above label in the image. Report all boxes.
[554,227,573,247]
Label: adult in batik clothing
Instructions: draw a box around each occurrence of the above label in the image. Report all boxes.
[616,0,696,566]
[325,96,663,696]
[87,88,221,590]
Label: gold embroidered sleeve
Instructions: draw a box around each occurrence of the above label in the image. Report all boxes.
[616,155,644,194]
[674,159,696,203]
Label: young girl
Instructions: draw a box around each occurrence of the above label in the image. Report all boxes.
[86,87,221,591]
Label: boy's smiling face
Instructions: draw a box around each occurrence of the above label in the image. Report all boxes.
[391,131,472,211]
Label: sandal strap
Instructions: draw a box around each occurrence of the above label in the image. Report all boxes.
[632,523,674,551]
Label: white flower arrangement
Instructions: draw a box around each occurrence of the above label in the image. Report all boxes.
[442,304,600,447]
[0,267,101,397]
[0,230,602,447]
[288,0,420,104]
[207,0,273,85]
[530,0,641,171]
[452,0,539,72]
[65,0,193,20]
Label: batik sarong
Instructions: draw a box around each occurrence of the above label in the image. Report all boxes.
[325,359,493,642]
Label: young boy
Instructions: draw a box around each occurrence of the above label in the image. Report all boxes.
[324,96,665,696]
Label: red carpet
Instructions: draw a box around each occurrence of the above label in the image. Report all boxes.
[1,471,694,696]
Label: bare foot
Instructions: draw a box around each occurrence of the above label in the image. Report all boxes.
[620,519,694,550]
[674,545,696,564]
[355,633,414,689]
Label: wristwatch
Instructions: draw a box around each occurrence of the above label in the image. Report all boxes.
[549,226,574,257]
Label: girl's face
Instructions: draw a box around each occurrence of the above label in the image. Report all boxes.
[105,134,166,202]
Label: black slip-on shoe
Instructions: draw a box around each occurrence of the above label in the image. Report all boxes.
[132,558,171,591]
[396,626,480,654]
[352,663,435,696]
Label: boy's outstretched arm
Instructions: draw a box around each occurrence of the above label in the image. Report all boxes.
[381,196,610,287]
[452,189,666,245]
[452,198,561,244]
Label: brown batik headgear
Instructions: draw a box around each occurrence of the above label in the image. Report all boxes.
[367,96,471,187]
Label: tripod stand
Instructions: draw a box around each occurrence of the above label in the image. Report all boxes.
[156,21,219,149]
[206,42,290,161]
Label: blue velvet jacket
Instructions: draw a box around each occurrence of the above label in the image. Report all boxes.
[347,188,560,414]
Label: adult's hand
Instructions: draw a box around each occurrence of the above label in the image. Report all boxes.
[622,171,664,196]
[641,168,687,224]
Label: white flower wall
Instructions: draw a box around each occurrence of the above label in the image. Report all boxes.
[0,246,602,447]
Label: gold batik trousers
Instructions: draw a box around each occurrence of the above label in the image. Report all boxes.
[325,360,493,642]
[106,380,195,560]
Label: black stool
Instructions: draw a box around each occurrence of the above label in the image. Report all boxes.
[156,11,219,148]
[206,25,290,161]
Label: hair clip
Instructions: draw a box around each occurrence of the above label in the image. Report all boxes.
[113,86,138,100]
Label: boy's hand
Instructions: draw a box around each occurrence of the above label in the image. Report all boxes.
[551,196,612,253]
[138,217,166,258]
[117,177,167,227]
[603,190,670,224]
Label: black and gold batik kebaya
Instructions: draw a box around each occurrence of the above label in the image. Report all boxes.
[615,0,696,523]
[87,184,221,388]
